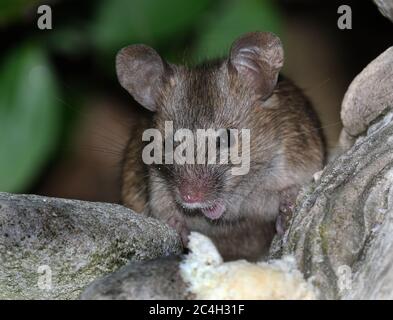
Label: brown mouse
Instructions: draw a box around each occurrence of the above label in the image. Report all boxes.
[117,31,325,261]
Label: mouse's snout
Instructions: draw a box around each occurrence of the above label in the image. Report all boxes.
[178,181,207,204]
[176,171,221,206]
[176,172,227,220]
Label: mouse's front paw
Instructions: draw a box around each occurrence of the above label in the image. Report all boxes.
[276,186,299,235]
[166,215,190,247]
[276,200,294,235]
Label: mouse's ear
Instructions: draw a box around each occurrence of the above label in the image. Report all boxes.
[116,44,171,112]
[228,32,284,100]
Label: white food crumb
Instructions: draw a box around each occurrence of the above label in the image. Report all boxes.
[180,232,318,300]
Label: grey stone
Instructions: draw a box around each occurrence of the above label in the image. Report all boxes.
[339,47,393,147]
[270,47,393,299]
[270,110,393,299]
[80,256,191,300]
[374,0,393,22]
[0,193,182,299]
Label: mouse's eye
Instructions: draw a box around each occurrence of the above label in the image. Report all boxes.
[216,129,235,150]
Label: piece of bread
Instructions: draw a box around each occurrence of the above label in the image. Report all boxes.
[180,232,317,300]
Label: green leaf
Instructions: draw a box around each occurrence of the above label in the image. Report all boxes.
[0,44,61,192]
[192,0,282,62]
[0,0,39,25]
[47,25,90,55]
[91,0,211,57]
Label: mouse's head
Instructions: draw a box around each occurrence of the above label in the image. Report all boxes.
[116,32,284,220]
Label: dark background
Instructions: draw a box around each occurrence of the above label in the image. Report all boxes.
[0,0,391,203]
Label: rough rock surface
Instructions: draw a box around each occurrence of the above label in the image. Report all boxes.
[374,0,393,22]
[0,193,182,299]
[80,256,189,300]
[270,47,393,299]
[339,47,393,148]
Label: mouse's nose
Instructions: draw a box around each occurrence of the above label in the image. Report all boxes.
[179,184,206,204]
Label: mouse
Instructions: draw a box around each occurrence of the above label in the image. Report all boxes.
[116,31,326,261]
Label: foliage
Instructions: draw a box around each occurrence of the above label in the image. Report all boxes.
[0,0,281,192]
[0,44,61,192]
[0,0,39,25]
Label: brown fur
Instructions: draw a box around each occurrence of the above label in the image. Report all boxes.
[118,32,325,261]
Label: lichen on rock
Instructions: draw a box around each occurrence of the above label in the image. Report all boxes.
[269,46,393,299]
[0,193,182,299]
